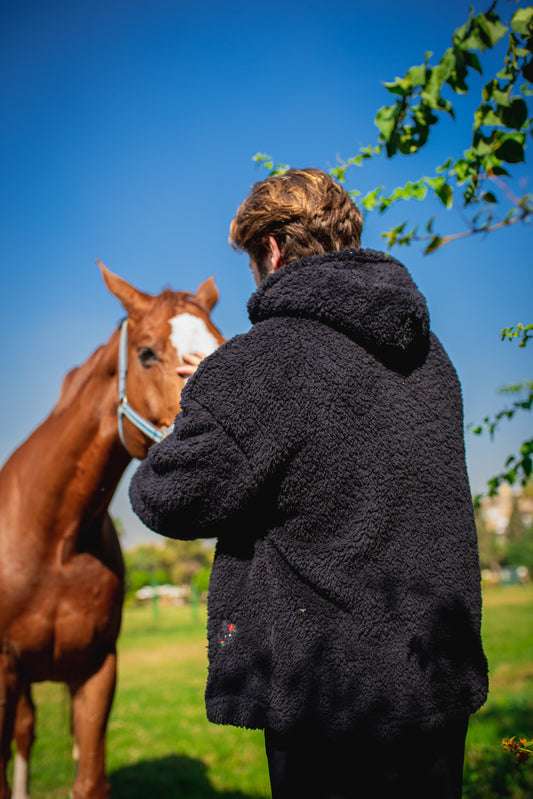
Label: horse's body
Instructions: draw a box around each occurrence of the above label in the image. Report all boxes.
[0,263,224,798]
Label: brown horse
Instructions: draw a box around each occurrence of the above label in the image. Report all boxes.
[0,262,224,798]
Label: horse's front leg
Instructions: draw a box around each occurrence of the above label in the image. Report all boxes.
[0,643,21,799]
[12,685,34,799]
[69,651,117,799]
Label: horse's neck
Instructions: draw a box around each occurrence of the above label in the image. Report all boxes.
[1,328,130,541]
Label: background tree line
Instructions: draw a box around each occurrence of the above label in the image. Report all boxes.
[120,481,533,597]
[476,480,533,574]
[121,536,214,600]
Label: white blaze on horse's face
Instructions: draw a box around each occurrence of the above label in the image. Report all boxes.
[169,312,220,362]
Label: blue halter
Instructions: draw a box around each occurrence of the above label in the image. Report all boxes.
[117,320,173,450]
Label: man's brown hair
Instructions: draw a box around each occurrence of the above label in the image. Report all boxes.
[229,168,363,266]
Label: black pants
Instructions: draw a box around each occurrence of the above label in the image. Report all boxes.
[265,716,469,799]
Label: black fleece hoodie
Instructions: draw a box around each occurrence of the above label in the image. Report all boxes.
[130,248,488,738]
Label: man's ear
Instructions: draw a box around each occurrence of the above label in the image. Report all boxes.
[265,235,283,271]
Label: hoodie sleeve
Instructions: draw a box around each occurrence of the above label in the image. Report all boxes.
[129,398,259,540]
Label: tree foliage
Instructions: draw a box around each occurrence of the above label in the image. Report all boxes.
[331,2,533,255]
[258,3,533,250]
[476,485,533,571]
[501,322,533,347]
[475,506,501,568]
[502,494,533,572]
[469,379,533,499]
[124,539,214,596]
[254,2,532,500]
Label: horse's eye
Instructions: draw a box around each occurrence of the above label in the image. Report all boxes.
[137,346,158,366]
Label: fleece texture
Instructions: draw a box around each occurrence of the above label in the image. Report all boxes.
[130,248,488,738]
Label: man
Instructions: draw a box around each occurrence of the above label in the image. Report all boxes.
[130,168,488,798]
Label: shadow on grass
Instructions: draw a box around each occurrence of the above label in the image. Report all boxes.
[110,754,264,799]
[110,699,533,799]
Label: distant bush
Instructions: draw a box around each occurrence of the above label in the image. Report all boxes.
[124,539,214,599]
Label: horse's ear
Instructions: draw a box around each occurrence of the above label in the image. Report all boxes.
[195,277,218,314]
[96,259,152,318]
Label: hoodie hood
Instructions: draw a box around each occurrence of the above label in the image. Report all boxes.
[248,248,430,354]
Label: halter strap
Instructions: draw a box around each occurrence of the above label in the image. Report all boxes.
[117,320,172,449]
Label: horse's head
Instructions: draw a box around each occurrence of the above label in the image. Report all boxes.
[97,259,225,460]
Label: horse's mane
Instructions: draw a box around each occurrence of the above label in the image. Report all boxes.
[53,336,116,414]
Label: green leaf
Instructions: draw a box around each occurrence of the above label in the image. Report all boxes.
[252,152,270,165]
[482,79,496,101]
[424,235,443,254]
[493,87,512,108]
[378,196,394,212]
[477,13,508,49]
[422,63,452,107]
[405,180,427,200]
[471,130,497,157]
[381,222,406,249]
[406,63,427,86]
[511,7,533,37]
[487,476,500,496]
[362,186,385,211]
[426,176,444,190]
[436,157,453,172]
[503,207,520,223]
[460,24,489,52]
[381,222,420,249]
[252,152,289,176]
[452,8,475,47]
[435,182,453,208]
[427,176,455,207]
[444,47,471,93]
[497,65,515,81]
[330,166,347,183]
[454,9,506,55]
[496,135,525,163]
[520,440,533,457]
[500,98,528,130]
[374,105,399,144]
[475,104,504,127]
[490,164,511,177]
[501,323,533,347]
[482,191,497,203]
[452,159,472,182]
[466,50,483,75]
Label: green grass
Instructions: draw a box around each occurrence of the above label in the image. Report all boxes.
[463,585,533,798]
[7,586,533,797]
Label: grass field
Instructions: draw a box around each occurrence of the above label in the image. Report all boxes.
[8,584,533,798]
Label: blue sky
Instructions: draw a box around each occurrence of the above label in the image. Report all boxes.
[1,0,531,548]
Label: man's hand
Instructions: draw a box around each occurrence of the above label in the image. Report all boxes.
[177,352,206,379]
